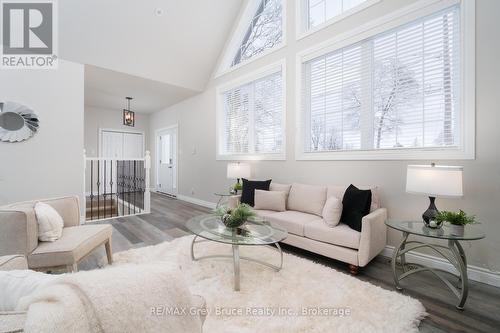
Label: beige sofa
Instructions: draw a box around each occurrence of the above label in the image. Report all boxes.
[0,196,112,272]
[252,183,387,274]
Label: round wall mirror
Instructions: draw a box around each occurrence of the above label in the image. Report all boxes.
[0,102,39,142]
[0,112,25,131]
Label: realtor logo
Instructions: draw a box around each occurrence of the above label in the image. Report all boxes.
[1,0,57,68]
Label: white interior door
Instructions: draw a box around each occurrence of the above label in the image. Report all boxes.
[157,127,177,195]
[123,132,144,159]
[101,131,123,158]
[100,130,144,193]
[100,130,144,159]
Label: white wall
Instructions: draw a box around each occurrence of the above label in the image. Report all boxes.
[149,0,500,273]
[0,60,85,211]
[84,106,150,157]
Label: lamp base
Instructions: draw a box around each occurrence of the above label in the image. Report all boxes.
[422,196,439,226]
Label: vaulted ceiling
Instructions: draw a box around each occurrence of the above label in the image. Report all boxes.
[59,0,243,112]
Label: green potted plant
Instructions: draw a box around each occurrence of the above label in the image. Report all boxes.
[436,210,476,235]
[214,203,255,229]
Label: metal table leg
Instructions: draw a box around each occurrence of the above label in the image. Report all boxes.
[391,233,469,310]
[233,244,240,291]
[191,236,283,291]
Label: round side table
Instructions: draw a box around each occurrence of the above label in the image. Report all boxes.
[386,220,485,310]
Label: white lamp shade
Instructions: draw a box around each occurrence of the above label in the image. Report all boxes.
[406,165,463,197]
[227,163,251,179]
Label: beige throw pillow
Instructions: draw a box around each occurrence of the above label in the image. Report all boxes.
[253,190,286,212]
[322,196,342,227]
[34,202,64,242]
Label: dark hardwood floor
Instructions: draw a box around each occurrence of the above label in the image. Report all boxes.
[80,192,500,333]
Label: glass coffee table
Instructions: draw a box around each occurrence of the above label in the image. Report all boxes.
[386,220,485,310]
[186,214,288,291]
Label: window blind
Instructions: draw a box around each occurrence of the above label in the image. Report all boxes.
[308,0,368,29]
[303,5,460,153]
[222,71,283,155]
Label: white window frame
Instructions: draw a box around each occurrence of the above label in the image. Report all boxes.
[214,0,287,78]
[216,59,287,161]
[296,0,381,40]
[295,0,475,161]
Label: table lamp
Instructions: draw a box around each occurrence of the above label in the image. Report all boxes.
[227,162,251,193]
[406,163,463,226]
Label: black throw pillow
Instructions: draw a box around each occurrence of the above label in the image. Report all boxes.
[240,179,271,207]
[341,184,372,232]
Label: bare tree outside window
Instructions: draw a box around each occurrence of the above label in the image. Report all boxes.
[232,0,282,66]
[373,58,419,148]
[306,7,458,153]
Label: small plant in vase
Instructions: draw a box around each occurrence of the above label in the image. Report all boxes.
[214,203,255,229]
[230,182,243,194]
[436,210,476,235]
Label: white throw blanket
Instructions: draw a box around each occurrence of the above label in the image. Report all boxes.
[16,262,203,333]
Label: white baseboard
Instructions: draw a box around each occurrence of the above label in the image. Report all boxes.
[176,194,216,210]
[380,246,500,288]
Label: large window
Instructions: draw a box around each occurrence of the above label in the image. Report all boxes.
[300,4,471,159]
[217,63,285,159]
[232,0,283,67]
[297,0,378,37]
[308,0,369,29]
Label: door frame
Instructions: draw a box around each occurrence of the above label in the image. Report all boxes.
[155,124,179,196]
[98,128,145,158]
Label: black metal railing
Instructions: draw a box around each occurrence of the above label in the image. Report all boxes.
[85,157,149,222]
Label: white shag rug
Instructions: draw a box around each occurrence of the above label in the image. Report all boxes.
[111,236,426,333]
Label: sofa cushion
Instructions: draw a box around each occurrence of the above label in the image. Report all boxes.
[304,222,361,249]
[327,185,380,212]
[252,209,280,220]
[322,196,342,227]
[28,224,112,269]
[241,179,272,206]
[270,182,292,195]
[254,190,286,212]
[267,211,322,236]
[287,183,327,216]
[340,185,372,232]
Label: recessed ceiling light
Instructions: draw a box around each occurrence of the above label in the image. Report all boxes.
[155,8,164,16]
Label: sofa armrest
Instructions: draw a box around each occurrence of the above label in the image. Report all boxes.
[0,255,28,271]
[358,208,387,267]
[0,209,38,257]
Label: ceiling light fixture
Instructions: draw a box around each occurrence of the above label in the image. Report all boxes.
[123,97,135,127]
[155,8,164,16]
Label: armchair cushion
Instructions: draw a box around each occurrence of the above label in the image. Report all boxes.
[28,224,112,269]
[0,255,28,271]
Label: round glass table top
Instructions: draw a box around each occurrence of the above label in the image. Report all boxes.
[186,214,288,246]
[385,220,485,241]
[214,192,238,197]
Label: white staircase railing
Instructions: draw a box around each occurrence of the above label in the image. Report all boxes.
[83,150,151,222]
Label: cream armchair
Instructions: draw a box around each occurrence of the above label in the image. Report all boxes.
[0,196,112,272]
